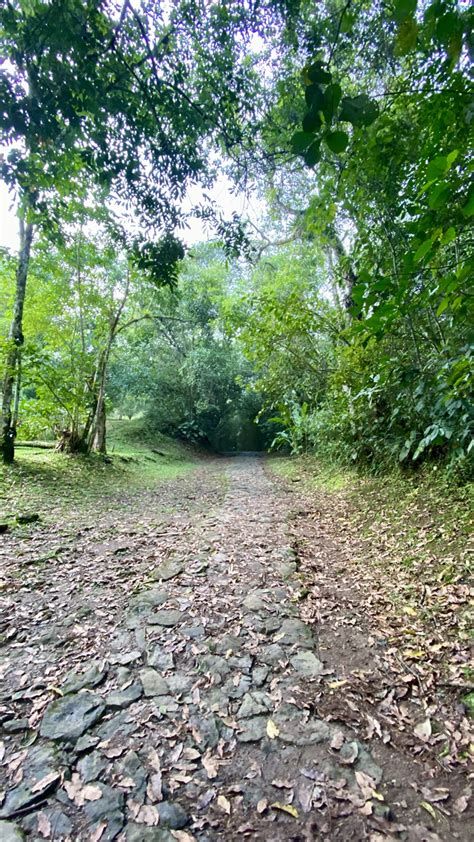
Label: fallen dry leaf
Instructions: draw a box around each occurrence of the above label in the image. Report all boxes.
[37,811,51,838]
[414,718,432,741]
[136,804,160,826]
[217,794,231,815]
[270,802,299,818]
[266,719,279,739]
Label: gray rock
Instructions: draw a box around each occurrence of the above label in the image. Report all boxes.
[264,616,282,634]
[277,561,297,579]
[189,714,219,748]
[277,618,314,647]
[225,673,252,699]
[77,750,108,783]
[61,662,107,694]
[277,716,330,746]
[2,718,28,733]
[0,745,60,819]
[252,666,269,687]
[96,711,136,741]
[75,733,100,754]
[259,643,286,665]
[130,588,168,609]
[152,560,183,581]
[237,691,273,719]
[243,591,267,611]
[213,634,242,654]
[353,743,383,784]
[148,609,184,627]
[40,692,105,741]
[157,801,190,829]
[110,650,143,666]
[290,650,323,677]
[147,647,174,671]
[126,825,174,842]
[181,623,205,639]
[139,669,169,697]
[106,683,143,709]
[83,783,124,832]
[0,820,24,841]
[166,673,194,696]
[236,716,267,743]
[22,807,72,837]
[115,750,147,804]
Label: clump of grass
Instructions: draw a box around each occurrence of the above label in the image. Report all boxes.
[0,419,198,524]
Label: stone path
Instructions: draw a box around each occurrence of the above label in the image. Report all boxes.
[0,458,469,840]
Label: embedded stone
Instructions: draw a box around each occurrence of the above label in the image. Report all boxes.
[105,682,143,709]
[152,560,183,581]
[148,609,184,627]
[139,669,169,697]
[40,692,105,741]
[290,650,323,677]
[236,716,267,743]
[237,691,273,719]
[0,821,25,841]
[61,662,108,694]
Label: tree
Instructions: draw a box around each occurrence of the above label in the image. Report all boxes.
[0,0,288,462]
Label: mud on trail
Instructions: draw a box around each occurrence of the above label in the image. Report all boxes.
[0,457,471,841]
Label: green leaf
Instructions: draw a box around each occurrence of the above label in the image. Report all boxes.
[426,155,448,180]
[306,62,332,84]
[396,17,418,55]
[302,110,322,133]
[414,237,435,263]
[322,83,342,123]
[427,183,450,210]
[303,140,321,167]
[290,132,314,154]
[339,94,379,127]
[325,130,349,153]
[436,297,450,317]
[305,84,325,110]
[462,186,474,218]
[393,0,417,24]
[440,227,456,246]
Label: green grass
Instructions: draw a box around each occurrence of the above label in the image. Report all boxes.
[0,419,198,524]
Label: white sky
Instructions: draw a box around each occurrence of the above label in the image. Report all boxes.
[0,176,262,253]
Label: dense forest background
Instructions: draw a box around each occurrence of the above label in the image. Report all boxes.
[1,0,472,476]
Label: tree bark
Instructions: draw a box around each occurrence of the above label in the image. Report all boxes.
[1,218,34,464]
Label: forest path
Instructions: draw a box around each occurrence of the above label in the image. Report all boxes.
[0,457,470,841]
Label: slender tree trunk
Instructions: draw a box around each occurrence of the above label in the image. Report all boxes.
[1,218,34,464]
[91,352,109,454]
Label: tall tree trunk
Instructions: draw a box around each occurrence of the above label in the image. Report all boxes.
[1,218,34,464]
[91,354,108,454]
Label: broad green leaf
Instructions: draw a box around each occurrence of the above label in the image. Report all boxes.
[303,140,322,167]
[426,155,447,180]
[428,183,450,210]
[440,227,456,246]
[302,110,322,133]
[396,17,418,55]
[325,130,349,153]
[339,94,378,127]
[290,131,314,154]
[414,237,435,263]
[393,0,417,24]
[306,62,331,84]
[305,84,324,110]
[462,186,474,218]
[322,83,342,123]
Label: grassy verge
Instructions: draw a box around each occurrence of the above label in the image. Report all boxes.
[0,419,198,524]
[268,454,473,701]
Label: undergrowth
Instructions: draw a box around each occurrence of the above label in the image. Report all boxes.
[0,419,197,524]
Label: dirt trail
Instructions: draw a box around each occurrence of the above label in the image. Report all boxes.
[0,457,471,841]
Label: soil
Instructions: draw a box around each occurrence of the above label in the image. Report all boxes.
[0,457,471,841]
